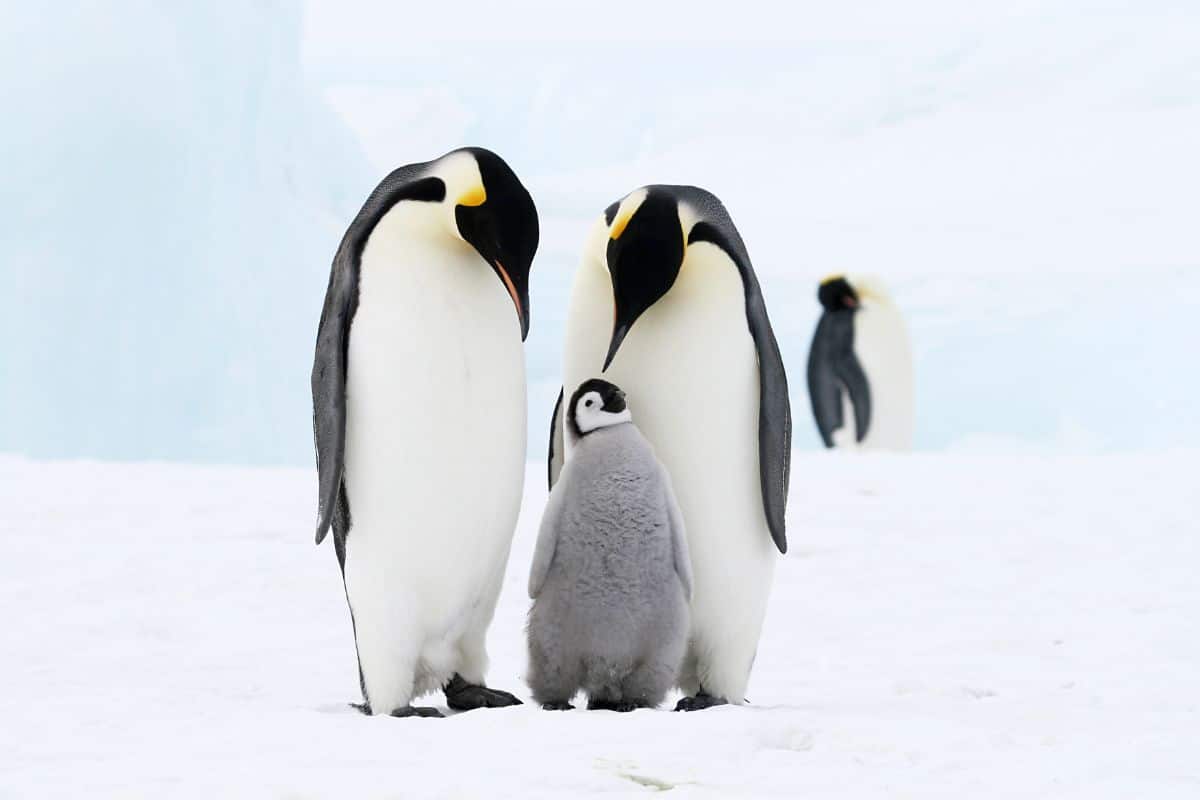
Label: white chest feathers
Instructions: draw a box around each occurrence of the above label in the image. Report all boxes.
[339,200,528,708]
[848,295,914,451]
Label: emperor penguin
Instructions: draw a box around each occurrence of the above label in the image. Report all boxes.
[549,186,791,711]
[806,275,914,450]
[528,379,692,712]
[312,147,538,717]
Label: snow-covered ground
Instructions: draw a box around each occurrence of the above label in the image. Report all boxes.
[3,453,1196,797]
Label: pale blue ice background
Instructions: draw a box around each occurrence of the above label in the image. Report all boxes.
[1,1,1196,465]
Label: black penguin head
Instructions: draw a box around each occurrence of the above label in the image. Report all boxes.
[568,378,631,438]
[602,189,686,369]
[442,147,538,340]
[818,276,859,311]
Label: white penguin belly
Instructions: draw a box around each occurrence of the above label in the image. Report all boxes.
[563,239,776,701]
[343,216,526,709]
[853,303,914,451]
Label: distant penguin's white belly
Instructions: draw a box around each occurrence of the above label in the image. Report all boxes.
[853,304,914,451]
[343,216,526,701]
[563,241,775,697]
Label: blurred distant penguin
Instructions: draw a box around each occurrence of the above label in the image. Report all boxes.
[807,275,913,450]
[549,186,790,711]
[528,379,692,712]
[312,147,537,717]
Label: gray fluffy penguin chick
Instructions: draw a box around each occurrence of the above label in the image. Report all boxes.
[527,378,693,711]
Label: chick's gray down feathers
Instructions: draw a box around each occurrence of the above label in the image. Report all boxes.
[527,422,691,708]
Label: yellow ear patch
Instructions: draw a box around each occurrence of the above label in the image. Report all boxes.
[819,273,846,286]
[610,205,634,240]
[458,185,486,207]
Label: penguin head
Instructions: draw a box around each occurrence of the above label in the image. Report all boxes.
[600,185,752,369]
[431,148,538,339]
[602,188,687,369]
[817,275,859,311]
[568,378,631,438]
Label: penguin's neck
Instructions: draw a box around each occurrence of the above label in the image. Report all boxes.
[381,200,453,242]
[571,420,631,446]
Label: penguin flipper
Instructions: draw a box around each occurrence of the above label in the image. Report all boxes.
[311,242,358,546]
[311,162,447,545]
[660,465,693,601]
[745,285,792,554]
[831,345,871,444]
[547,387,565,490]
[807,313,845,448]
[686,215,791,555]
[806,367,842,449]
[807,311,871,446]
[529,478,567,599]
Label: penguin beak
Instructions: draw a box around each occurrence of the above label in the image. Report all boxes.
[602,322,629,371]
[455,197,533,342]
[601,193,685,371]
[492,259,529,340]
[603,388,627,413]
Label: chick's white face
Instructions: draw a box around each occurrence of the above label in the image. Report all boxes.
[573,390,631,435]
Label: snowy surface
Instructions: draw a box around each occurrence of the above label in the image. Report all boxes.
[4,453,1196,797]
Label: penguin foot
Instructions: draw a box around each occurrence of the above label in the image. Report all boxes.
[674,691,728,712]
[540,701,575,711]
[350,701,443,717]
[443,674,523,711]
[389,705,444,718]
[587,698,644,713]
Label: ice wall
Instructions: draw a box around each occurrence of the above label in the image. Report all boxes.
[0,2,370,464]
[2,2,1196,466]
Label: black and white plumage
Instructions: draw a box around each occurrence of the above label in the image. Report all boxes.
[807,274,913,450]
[312,147,537,717]
[807,276,871,448]
[551,185,791,711]
[528,380,692,712]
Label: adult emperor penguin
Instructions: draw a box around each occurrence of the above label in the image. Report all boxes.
[548,186,791,711]
[312,147,537,717]
[806,275,914,450]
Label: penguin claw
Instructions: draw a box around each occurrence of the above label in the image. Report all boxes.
[350,702,444,718]
[587,698,644,712]
[540,701,575,711]
[443,674,524,711]
[389,706,444,718]
[674,692,728,712]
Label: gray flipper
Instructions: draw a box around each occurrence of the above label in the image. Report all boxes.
[547,387,564,489]
[739,269,792,555]
[311,243,356,546]
[312,162,447,546]
[806,312,871,448]
[679,189,791,555]
[528,475,568,598]
[660,465,693,600]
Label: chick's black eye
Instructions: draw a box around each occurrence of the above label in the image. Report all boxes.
[585,400,594,408]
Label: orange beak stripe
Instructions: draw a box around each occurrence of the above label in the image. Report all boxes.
[494,259,524,329]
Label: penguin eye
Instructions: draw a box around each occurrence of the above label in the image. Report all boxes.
[584,399,594,408]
